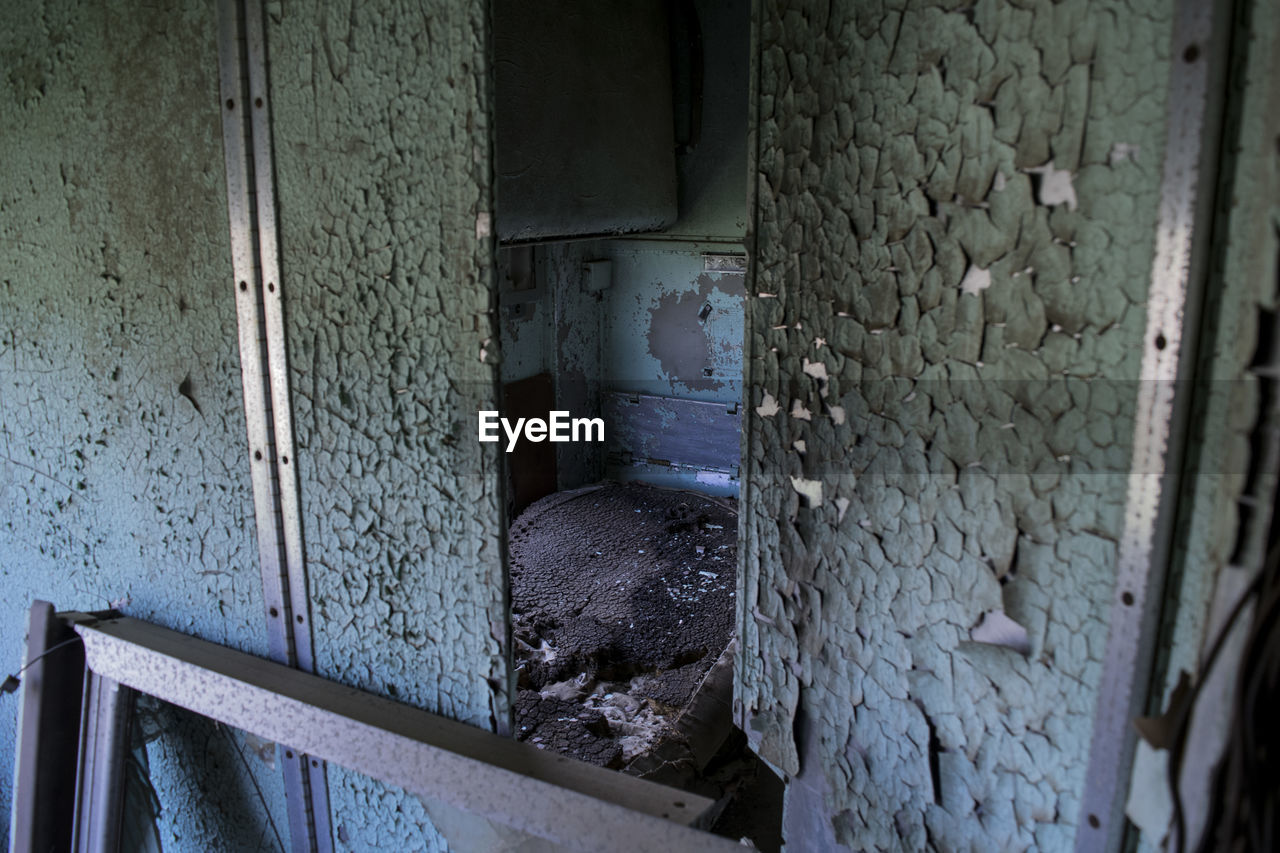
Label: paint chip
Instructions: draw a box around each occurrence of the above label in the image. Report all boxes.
[790,476,823,507]
[828,405,846,425]
[960,265,991,296]
[834,496,850,522]
[790,400,812,421]
[970,610,1031,656]
[1109,142,1140,165]
[1026,160,1078,211]
[475,211,492,239]
[756,393,781,417]
[803,358,828,380]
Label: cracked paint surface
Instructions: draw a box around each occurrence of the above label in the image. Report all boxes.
[267,1,507,848]
[736,1,1172,848]
[0,0,287,847]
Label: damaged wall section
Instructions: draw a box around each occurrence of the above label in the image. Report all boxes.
[602,241,745,495]
[605,242,744,406]
[267,1,508,849]
[737,1,1173,848]
[0,0,288,847]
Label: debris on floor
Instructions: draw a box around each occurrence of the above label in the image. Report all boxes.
[510,482,735,757]
[509,482,782,850]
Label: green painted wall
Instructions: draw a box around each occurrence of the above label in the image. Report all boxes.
[4,1,1272,849]
[737,1,1173,848]
[267,0,508,848]
[0,0,287,847]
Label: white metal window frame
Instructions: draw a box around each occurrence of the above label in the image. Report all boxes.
[11,603,743,853]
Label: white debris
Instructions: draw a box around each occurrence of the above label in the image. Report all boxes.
[1109,142,1140,165]
[835,496,851,523]
[756,392,781,417]
[791,476,824,507]
[970,609,1031,656]
[960,264,992,296]
[803,358,828,380]
[1025,160,1078,210]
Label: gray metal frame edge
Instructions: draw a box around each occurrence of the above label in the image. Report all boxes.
[68,613,744,853]
[214,1,331,848]
[1076,0,1235,848]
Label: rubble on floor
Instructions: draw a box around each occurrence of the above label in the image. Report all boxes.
[509,482,736,762]
[509,482,781,850]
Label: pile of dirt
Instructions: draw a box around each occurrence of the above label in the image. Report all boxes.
[508,481,782,850]
[509,482,736,767]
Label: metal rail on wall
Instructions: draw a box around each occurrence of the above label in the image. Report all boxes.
[215,0,332,849]
[1076,1,1234,849]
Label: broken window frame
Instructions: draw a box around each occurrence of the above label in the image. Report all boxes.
[10,601,744,853]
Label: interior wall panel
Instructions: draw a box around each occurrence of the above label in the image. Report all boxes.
[737,1,1174,848]
[0,0,287,846]
[266,1,508,848]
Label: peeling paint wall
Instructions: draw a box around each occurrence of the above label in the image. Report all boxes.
[604,241,745,406]
[736,1,1174,848]
[0,0,286,846]
[600,241,745,494]
[546,240,607,490]
[266,1,508,849]
[497,248,552,384]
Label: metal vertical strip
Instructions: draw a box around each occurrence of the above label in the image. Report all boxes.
[216,0,291,666]
[243,0,316,678]
[1076,2,1224,849]
[72,675,134,853]
[216,2,330,850]
[242,2,334,847]
[10,601,87,853]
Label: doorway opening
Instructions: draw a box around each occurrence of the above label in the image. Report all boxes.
[491,0,781,847]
